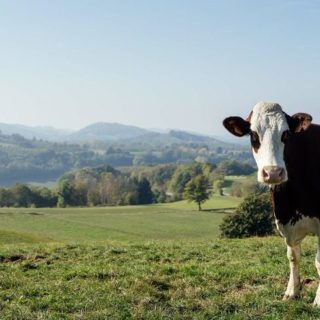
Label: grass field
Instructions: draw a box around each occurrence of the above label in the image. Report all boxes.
[1,196,320,319]
[0,196,242,244]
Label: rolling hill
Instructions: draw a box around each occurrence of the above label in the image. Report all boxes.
[0,122,251,186]
[0,123,71,141]
[0,122,240,149]
[67,122,149,142]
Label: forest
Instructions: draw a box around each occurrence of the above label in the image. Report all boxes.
[0,130,252,186]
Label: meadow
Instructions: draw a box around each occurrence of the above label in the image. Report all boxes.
[0,196,241,244]
[1,195,320,319]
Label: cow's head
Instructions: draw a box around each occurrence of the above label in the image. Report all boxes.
[223,102,312,185]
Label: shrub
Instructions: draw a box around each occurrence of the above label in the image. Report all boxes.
[220,193,274,238]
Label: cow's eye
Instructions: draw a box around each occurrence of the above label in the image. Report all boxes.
[250,131,261,152]
[281,130,291,143]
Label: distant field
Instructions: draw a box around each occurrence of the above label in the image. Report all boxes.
[0,195,242,244]
[223,175,252,194]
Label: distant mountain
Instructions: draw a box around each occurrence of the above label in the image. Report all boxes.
[68,123,238,149]
[0,121,243,150]
[103,129,240,150]
[0,123,71,141]
[67,122,149,142]
[147,128,171,134]
[169,130,214,143]
[0,123,251,186]
[168,130,238,148]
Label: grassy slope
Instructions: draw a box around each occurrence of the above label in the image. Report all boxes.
[1,196,320,319]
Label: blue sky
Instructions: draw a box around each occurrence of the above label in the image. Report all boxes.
[1,0,320,135]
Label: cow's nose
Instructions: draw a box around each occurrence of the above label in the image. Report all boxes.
[262,166,285,184]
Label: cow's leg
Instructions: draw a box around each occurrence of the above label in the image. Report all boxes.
[283,244,301,300]
[313,239,320,306]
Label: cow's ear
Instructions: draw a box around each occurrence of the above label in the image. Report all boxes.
[286,113,312,133]
[223,116,251,137]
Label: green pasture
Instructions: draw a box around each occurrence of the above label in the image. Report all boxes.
[1,237,320,319]
[0,195,242,244]
[1,195,319,319]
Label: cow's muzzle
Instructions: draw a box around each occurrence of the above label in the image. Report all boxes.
[262,166,286,184]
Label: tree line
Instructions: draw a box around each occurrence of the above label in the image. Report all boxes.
[0,160,255,208]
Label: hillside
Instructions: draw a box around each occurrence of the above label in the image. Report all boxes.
[67,122,149,142]
[0,125,252,186]
[0,133,110,186]
[66,123,239,150]
[96,130,238,151]
[0,123,71,141]
[0,121,240,148]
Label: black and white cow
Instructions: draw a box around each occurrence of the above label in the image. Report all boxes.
[223,101,320,305]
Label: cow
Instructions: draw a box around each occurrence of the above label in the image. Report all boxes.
[223,101,320,305]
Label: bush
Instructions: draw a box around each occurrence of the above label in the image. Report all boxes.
[220,193,274,238]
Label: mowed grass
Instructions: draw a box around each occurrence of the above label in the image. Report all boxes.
[1,196,320,319]
[0,195,242,244]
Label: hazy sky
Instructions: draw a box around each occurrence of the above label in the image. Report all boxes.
[1,1,320,135]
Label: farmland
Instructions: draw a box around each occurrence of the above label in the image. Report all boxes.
[0,196,320,319]
[0,196,241,244]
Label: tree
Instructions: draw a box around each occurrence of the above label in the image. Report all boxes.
[184,174,211,211]
[136,177,154,204]
[10,183,34,207]
[214,179,224,196]
[220,193,274,238]
[57,179,83,207]
[170,170,192,198]
[216,160,255,176]
[30,186,58,207]
[0,188,14,207]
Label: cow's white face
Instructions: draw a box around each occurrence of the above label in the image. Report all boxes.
[249,102,288,184]
[223,101,312,185]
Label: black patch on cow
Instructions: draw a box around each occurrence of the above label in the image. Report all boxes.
[270,124,320,225]
[250,130,261,153]
[281,130,292,144]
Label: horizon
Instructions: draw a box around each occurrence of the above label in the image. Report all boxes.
[1,1,320,135]
[0,119,237,140]
[0,119,250,145]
